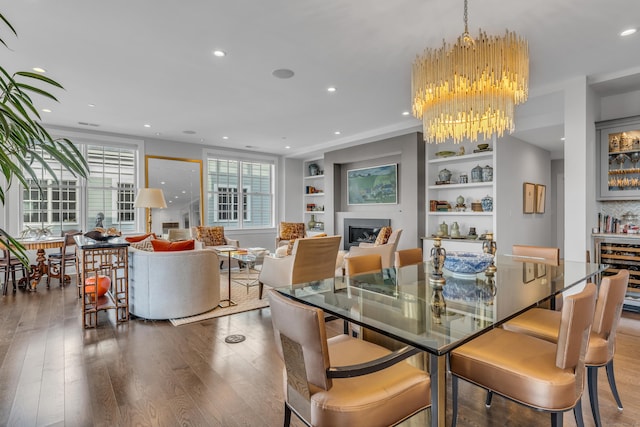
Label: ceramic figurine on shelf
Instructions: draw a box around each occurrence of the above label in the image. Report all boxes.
[471,165,483,183]
[450,221,460,238]
[458,146,465,156]
[481,195,493,212]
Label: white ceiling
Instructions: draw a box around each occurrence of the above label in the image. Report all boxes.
[2,0,640,159]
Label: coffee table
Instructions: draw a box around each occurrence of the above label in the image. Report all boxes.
[231,248,268,292]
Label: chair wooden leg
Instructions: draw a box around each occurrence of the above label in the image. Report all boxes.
[485,390,493,407]
[587,366,602,427]
[259,282,264,299]
[283,402,292,427]
[451,375,459,427]
[605,360,623,410]
[2,269,8,296]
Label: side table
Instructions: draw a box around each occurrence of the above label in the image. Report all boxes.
[74,235,130,328]
[214,246,238,308]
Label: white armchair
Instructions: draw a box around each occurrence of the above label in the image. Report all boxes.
[258,235,341,299]
[343,228,403,270]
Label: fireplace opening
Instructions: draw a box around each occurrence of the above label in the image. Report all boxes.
[343,218,391,249]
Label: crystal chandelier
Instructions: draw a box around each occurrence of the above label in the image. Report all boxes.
[411,0,529,143]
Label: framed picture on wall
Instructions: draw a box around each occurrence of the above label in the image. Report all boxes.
[523,182,535,214]
[347,164,398,205]
[535,184,546,213]
[523,263,535,283]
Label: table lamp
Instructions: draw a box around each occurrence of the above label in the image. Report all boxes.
[134,188,167,233]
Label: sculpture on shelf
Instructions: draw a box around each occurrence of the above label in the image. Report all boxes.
[482,233,497,273]
[95,212,105,228]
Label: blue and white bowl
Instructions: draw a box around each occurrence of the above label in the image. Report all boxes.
[443,251,494,277]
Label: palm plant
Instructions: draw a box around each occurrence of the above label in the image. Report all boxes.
[0,13,89,263]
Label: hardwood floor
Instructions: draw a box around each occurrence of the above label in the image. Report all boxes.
[1,281,639,426]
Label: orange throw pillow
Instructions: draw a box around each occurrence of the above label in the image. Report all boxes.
[125,233,156,243]
[151,239,195,252]
[374,227,392,246]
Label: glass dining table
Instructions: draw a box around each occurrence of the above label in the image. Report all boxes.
[275,254,607,427]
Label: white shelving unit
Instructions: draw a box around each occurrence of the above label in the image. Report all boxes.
[425,145,496,252]
[303,158,325,233]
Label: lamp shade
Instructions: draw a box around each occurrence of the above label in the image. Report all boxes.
[134,188,167,208]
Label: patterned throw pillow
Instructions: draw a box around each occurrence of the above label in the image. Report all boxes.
[195,226,226,246]
[151,239,195,252]
[280,222,305,240]
[130,235,155,251]
[374,227,392,246]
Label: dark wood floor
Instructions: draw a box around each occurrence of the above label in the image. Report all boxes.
[1,280,639,427]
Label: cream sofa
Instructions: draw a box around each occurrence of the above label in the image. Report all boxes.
[128,247,221,320]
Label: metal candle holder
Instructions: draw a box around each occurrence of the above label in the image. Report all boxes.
[482,233,497,273]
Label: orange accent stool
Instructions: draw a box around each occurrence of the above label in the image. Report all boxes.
[85,275,111,297]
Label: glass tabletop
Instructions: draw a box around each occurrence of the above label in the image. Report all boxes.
[275,255,607,356]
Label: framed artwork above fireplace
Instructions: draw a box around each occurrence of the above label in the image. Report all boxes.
[347,163,398,205]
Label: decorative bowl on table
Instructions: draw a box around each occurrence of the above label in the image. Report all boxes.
[443,251,494,278]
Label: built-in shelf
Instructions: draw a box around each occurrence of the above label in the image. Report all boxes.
[429,211,492,216]
[304,174,324,180]
[428,182,493,190]
[428,151,493,165]
[304,193,325,197]
[305,211,324,214]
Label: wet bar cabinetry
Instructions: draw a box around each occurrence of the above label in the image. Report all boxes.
[593,233,640,312]
[597,115,640,200]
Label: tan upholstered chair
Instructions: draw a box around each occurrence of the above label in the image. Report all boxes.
[502,270,629,427]
[275,222,306,249]
[267,290,431,427]
[345,254,382,276]
[47,230,81,289]
[343,228,403,271]
[512,244,560,265]
[395,248,423,267]
[450,283,597,427]
[192,226,239,248]
[258,235,341,299]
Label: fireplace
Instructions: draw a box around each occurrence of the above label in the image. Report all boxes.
[343,218,391,249]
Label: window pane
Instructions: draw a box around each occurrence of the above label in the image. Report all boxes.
[206,156,273,229]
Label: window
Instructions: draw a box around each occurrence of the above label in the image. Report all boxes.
[206,156,274,229]
[20,143,138,234]
[86,145,136,232]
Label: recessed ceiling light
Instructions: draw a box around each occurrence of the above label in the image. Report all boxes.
[41,108,51,113]
[155,132,162,136]
[144,124,151,128]
[168,200,173,204]
[334,131,341,135]
[181,190,186,194]
[561,137,566,141]
[285,145,291,149]
[200,138,204,142]
[183,130,196,134]
[213,50,226,57]
[160,181,166,185]
[174,196,179,199]
[88,103,95,107]
[620,28,637,37]
[402,111,410,116]
[32,67,46,73]
[272,69,295,79]
[327,87,337,93]
[222,136,229,140]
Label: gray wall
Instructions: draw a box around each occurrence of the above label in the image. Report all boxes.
[323,132,425,250]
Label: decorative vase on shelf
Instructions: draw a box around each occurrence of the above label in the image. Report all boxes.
[438,168,452,182]
[471,165,483,183]
[308,214,317,230]
[482,165,493,182]
[481,195,493,212]
[308,163,319,176]
[450,221,460,238]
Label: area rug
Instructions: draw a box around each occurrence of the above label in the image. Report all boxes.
[170,270,270,326]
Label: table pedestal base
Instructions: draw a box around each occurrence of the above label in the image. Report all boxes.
[219,298,237,308]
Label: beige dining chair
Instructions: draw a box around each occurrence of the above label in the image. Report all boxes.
[395,248,423,267]
[267,290,431,427]
[345,254,382,276]
[450,282,597,427]
[502,270,629,427]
